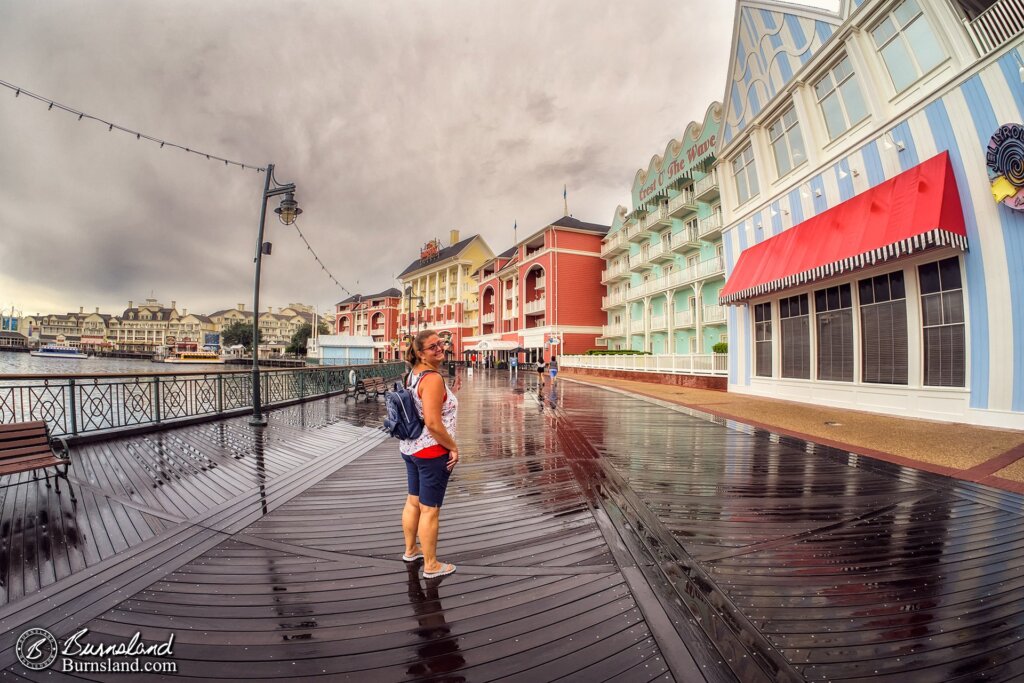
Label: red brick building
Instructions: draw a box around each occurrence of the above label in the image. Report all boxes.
[467,216,608,363]
[334,288,402,361]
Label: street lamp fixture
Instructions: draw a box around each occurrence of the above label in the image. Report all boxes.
[417,297,426,332]
[250,163,302,426]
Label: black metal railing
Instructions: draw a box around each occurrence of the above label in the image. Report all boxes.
[0,362,405,437]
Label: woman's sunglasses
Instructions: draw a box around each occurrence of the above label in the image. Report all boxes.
[423,341,449,353]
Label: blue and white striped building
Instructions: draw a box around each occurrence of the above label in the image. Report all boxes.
[716,0,1024,428]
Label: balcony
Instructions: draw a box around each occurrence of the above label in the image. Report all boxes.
[464,300,479,312]
[642,202,670,231]
[694,169,720,202]
[504,288,515,301]
[629,320,645,334]
[602,324,627,338]
[534,276,546,290]
[602,292,628,309]
[481,312,495,325]
[670,226,701,253]
[626,257,726,301]
[625,217,653,244]
[703,304,727,325]
[629,250,655,272]
[698,212,723,240]
[667,188,697,218]
[966,0,1024,54]
[601,230,629,257]
[523,297,546,316]
[674,310,695,328]
[649,315,667,331]
[650,240,675,264]
[601,261,630,283]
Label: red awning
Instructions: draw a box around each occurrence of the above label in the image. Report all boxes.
[720,151,968,304]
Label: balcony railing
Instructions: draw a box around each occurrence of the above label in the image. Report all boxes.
[667,188,697,217]
[966,0,1024,54]
[671,226,701,252]
[642,202,669,230]
[602,324,627,338]
[703,304,727,324]
[602,261,630,282]
[602,292,627,309]
[629,320,645,334]
[694,169,719,200]
[481,312,495,325]
[464,300,479,312]
[601,230,628,257]
[534,276,546,290]
[674,310,695,328]
[560,353,728,376]
[523,298,546,315]
[649,315,667,331]
[698,212,724,239]
[504,288,515,300]
[626,257,726,300]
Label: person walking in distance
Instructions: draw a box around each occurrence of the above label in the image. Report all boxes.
[537,359,546,390]
[549,354,559,384]
[400,329,461,578]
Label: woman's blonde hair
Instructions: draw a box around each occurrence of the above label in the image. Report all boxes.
[405,329,438,367]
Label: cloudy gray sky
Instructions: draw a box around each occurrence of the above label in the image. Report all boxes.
[0,0,831,318]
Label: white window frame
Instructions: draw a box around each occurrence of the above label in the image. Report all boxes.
[870,0,946,94]
[731,143,760,205]
[813,55,869,140]
[767,106,806,178]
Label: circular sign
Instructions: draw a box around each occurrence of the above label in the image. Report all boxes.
[16,628,58,671]
[986,123,1024,211]
[165,336,176,344]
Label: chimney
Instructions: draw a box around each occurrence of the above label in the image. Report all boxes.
[95,307,99,314]
[449,229,459,246]
[183,308,188,316]
[238,303,245,311]
[128,300,133,309]
[79,306,83,314]
[171,300,176,310]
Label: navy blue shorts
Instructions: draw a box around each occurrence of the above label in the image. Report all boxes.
[402,452,452,508]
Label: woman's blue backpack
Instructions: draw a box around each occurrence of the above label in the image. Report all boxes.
[382,371,437,440]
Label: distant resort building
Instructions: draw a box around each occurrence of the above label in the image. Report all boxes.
[596,103,728,369]
[398,230,494,358]
[466,216,609,363]
[335,288,402,361]
[716,0,1024,428]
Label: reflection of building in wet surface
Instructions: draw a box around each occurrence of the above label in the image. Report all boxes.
[3,371,1023,680]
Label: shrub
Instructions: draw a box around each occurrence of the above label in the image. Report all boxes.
[712,342,728,354]
[584,349,652,356]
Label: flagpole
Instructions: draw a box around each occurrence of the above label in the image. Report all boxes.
[563,185,568,216]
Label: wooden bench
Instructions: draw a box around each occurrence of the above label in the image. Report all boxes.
[359,376,388,400]
[0,421,75,500]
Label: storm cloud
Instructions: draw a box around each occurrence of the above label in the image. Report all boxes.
[1,0,752,317]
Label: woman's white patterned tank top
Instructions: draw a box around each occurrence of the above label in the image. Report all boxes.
[399,370,458,455]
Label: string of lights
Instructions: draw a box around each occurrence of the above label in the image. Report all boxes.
[0,78,265,172]
[291,221,354,299]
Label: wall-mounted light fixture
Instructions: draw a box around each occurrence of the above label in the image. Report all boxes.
[883,131,906,152]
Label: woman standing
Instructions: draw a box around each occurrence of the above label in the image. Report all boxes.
[400,329,461,578]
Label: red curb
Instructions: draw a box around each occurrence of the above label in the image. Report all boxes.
[963,442,1024,481]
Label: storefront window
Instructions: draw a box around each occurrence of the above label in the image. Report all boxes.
[919,257,965,387]
[780,293,810,379]
[859,271,908,385]
[814,55,868,140]
[768,106,806,177]
[731,144,760,204]
[815,284,854,382]
[754,302,773,377]
[871,0,945,93]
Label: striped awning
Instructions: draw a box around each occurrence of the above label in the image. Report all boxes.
[720,152,968,305]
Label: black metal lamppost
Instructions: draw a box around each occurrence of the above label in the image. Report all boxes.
[417,297,426,332]
[250,163,302,426]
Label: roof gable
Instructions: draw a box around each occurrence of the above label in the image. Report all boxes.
[721,1,842,147]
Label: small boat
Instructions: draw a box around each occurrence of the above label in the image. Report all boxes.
[30,344,89,359]
[163,351,225,364]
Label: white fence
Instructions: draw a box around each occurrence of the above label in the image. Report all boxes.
[560,353,728,376]
[966,0,1024,54]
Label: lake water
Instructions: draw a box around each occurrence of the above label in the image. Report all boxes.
[0,351,250,376]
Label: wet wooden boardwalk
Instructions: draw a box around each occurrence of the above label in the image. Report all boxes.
[0,369,1022,681]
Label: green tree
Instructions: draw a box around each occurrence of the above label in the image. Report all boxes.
[286,321,331,356]
[221,320,261,351]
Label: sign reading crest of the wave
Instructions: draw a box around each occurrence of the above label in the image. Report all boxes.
[633,102,722,207]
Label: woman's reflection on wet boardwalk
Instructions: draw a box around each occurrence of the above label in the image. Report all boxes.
[404,562,465,682]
